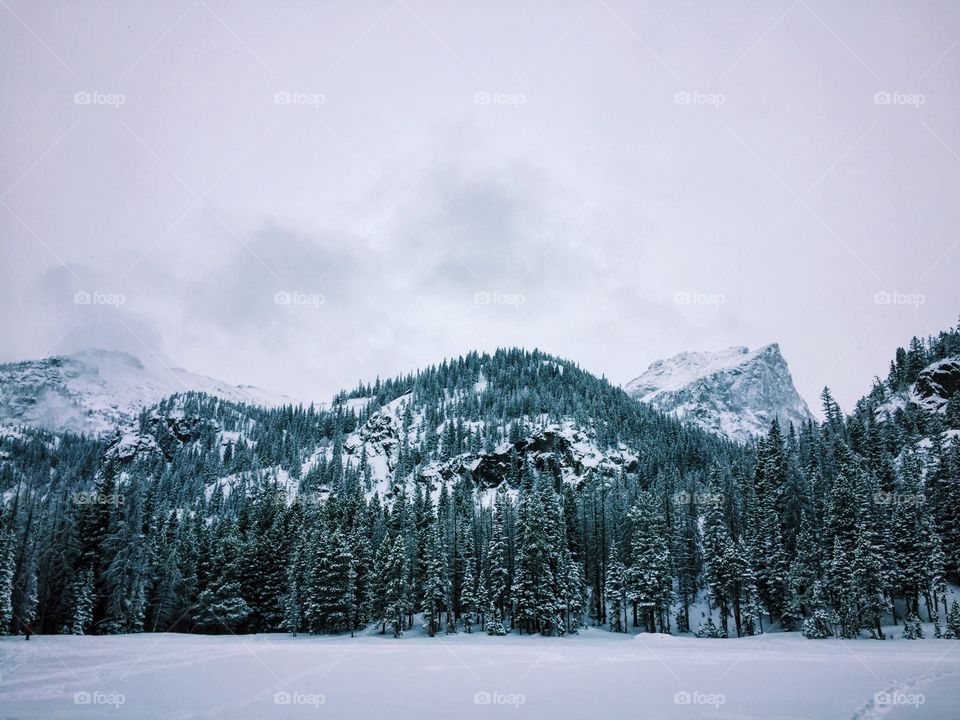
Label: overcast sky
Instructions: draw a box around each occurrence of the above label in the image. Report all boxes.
[2,0,959,413]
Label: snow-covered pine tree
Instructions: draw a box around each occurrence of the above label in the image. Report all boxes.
[788,510,821,618]
[604,547,628,633]
[422,519,450,637]
[702,469,735,637]
[382,535,409,638]
[901,613,924,639]
[459,531,478,633]
[826,471,866,638]
[0,530,13,635]
[800,581,833,639]
[626,492,673,633]
[69,566,95,635]
[486,485,512,629]
[944,600,960,639]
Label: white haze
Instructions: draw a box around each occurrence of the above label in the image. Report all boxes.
[2,0,959,412]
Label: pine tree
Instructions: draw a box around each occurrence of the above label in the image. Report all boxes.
[194,580,250,632]
[513,485,557,635]
[696,616,725,639]
[788,510,821,617]
[69,566,96,635]
[801,581,833,639]
[382,536,408,637]
[486,486,511,628]
[604,548,628,633]
[901,613,923,639]
[460,550,478,633]
[826,472,866,638]
[702,470,734,636]
[944,600,960,639]
[0,530,13,635]
[422,520,451,637]
[626,492,672,633]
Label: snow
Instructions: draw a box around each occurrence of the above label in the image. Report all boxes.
[909,356,960,414]
[342,397,372,414]
[0,349,301,436]
[474,373,488,394]
[624,343,814,442]
[626,345,768,399]
[1,630,958,719]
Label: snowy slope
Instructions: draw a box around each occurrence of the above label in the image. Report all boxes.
[624,344,813,443]
[0,349,296,436]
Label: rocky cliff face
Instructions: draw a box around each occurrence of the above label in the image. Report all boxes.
[624,344,814,443]
[910,356,960,413]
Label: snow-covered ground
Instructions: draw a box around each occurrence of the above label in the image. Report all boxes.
[1,629,958,719]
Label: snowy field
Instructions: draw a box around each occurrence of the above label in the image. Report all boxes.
[1,629,958,719]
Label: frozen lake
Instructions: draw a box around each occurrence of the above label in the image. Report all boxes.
[1,629,958,719]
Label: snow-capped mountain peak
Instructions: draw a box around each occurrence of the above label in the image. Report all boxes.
[0,348,297,436]
[624,343,813,442]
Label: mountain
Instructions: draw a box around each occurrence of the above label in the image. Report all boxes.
[0,348,296,436]
[3,332,960,642]
[88,349,733,498]
[624,344,813,443]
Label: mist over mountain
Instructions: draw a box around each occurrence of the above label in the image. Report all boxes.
[0,349,296,436]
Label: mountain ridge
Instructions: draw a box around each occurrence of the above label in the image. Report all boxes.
[0,348,296,436]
